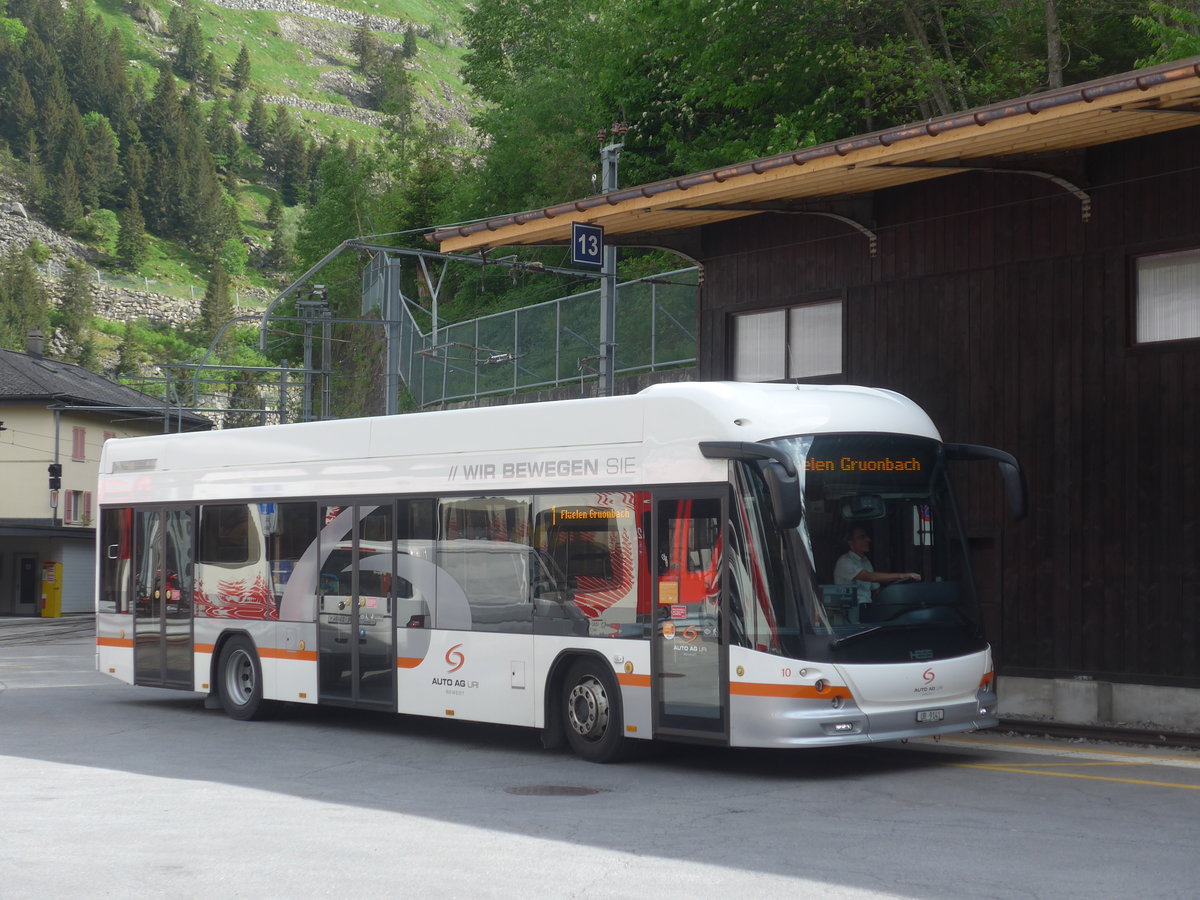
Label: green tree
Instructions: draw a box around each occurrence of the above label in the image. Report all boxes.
[140,69,188,230]
[57,258,94,355]
[52,99,88,180]
[279,130,310,206]
[372,48,413,121]
[51,157,85,231]
[245,92,270,151]
[116,191,148,271]
[6,74,38,155]
[0,244,50,352]
[208,109,243,175]
[402,25,418,60]
[231,42,252,92]
[264,192,293,270]
[63,2,119,118]
[74,335,98,370]
[1135,2,1200,62]
[113,318,141,377]
[457,0,1162,219]
[352,16,380,75]
[1,4,27,51]
[266,192,284,230]
[20,137,51,212]
[82,112,122,209]
[173,18,205,81]
[121,140,149,205]
[198,258,233,350]
[197,50,221,95]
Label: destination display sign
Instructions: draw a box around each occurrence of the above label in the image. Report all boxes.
[795,436,940,492]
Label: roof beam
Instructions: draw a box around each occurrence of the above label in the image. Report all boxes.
[878,162,1091,221]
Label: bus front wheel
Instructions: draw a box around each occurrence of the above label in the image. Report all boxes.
[562,659,626,763]
[217,636,281,721]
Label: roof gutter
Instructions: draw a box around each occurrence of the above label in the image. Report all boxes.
[430,57,1200,245]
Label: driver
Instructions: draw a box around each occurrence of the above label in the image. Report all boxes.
[834,526,922,610]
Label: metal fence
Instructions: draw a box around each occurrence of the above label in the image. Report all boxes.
[365,262,699,409]
[37,259,199,299]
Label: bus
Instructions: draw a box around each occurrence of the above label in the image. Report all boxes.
[96,381,1024,762]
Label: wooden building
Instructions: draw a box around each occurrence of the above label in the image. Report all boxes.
[433,58,1200,727]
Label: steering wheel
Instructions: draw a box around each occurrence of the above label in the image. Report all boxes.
[890,575,918,585]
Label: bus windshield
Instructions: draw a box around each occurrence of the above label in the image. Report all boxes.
[766,433,985,664]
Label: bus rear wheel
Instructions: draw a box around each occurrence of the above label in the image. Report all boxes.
[562,659,626,763]
[217,636,280,721]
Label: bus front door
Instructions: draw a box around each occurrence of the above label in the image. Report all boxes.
[133,508,194,689]
[317,504,396,708]
[651,493,728,741]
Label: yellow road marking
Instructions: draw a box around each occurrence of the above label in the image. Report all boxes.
[921,735,1200,767]
[982,761,1140,768]
[941,761,1200,790]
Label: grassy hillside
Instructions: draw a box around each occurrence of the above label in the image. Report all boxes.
[2,0,475,298]
[94,0,475,143]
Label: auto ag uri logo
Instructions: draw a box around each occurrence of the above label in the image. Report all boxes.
[445,643,465,673]
[922,667,936,683]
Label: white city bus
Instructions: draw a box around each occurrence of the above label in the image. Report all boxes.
[96,382,1023,762]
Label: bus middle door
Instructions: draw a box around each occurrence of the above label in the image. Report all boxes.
[651,492,728,742]
[317,504,396,708]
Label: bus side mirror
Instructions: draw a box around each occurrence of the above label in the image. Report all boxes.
[944,443,1027,522]
[763,461,802,529]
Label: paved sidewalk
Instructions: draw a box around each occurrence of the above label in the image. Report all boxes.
[0,614,94,645]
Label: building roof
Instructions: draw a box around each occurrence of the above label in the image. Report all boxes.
[0,348,211,431]
[432,56,1200,254]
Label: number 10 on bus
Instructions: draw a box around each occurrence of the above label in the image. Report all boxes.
[572,221,604,269]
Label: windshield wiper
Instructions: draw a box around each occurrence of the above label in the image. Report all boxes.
[830,626,885,648]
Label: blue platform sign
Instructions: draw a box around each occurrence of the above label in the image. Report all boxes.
[571,222,604,269]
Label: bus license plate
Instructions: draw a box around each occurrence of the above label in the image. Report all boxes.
[916,708,944,723]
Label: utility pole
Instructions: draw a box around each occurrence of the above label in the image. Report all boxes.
[598,122,627,397]
[297,286,328,422]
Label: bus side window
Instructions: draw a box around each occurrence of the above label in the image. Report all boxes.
[532,493,641,637]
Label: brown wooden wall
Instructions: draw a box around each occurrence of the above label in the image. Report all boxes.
[698,127,1200,686]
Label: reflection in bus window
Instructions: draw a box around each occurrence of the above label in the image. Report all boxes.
[728,463,797,655]
[437,496,532,634]
[197,505,258,566]
[532,492,642,637]
[267,502,318,608]
[99,507,132,614]
[195,504,274,619]
[396,499,435,628]
[657,498,721,607]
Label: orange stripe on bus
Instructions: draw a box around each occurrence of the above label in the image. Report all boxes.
[730,682,854,700]
[616,673,651,687]
[259,648,317,661]
[195,643,215,654]
[96,637,133,648]
[396,657,425,669]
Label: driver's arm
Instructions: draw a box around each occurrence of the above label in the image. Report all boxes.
[855,570,921,584]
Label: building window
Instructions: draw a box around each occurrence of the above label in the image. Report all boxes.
[71,426,86,461]
[732,300,842,381]
[1136,247,1200,344]
[65,491,93,525]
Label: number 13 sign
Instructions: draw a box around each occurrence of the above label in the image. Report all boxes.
[571,221,604,269]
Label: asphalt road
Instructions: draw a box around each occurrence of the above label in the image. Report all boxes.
[2,630,1198,899]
